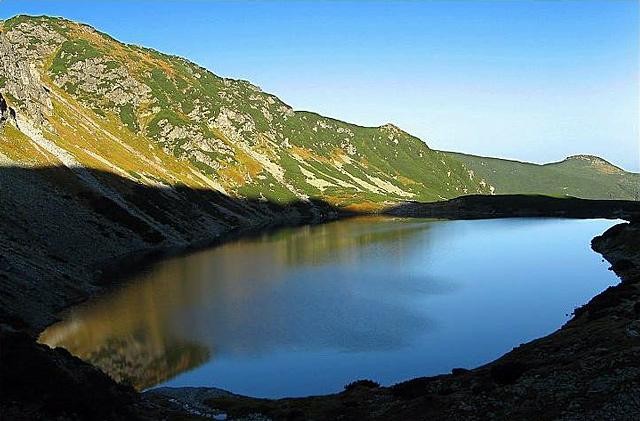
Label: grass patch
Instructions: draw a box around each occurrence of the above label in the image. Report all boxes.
[118,104,138,132]
[50,39,102,76]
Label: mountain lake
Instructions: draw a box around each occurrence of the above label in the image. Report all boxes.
[39,217,620,398]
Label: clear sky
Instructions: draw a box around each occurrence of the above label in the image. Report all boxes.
[2,0,638,171]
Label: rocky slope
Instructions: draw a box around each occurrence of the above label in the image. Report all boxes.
[0,15,493,212]
[2,15,636,213]
[0,165,343,332]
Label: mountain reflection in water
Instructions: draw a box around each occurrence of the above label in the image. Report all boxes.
[39,217,618,397]
[40,217,440,389]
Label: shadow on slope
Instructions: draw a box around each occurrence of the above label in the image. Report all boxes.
[0,164,346,420]
[2,165,639,420]
[1,165,638,333]
[0,165,345,333]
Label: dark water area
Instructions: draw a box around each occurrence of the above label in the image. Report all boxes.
[40,217,619,398]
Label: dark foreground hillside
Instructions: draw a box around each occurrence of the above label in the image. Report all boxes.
[0,165,343,420]
[0,166,343,334]
[1,164,639,420]
[384,194,640,220]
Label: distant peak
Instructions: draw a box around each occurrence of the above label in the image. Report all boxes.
[563,155,625,174]
[379,123,410,137]
[380,123,401,131]
[565,154,611,164]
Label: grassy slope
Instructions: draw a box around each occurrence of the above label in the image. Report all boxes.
[0,15,491,210]
[1,14,636,209]
[446,152,639,200]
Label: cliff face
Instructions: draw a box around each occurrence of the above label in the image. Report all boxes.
[0,25,53,127]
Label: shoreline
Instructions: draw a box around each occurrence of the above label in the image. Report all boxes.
[2,195,640,420]
[144,219,640,420]
[13,195,640,336]
[40,200,635,339]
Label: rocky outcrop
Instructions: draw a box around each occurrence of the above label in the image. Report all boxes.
[0,30,53,128]
[592,222,640,287]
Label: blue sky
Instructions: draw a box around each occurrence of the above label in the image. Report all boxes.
[2,0,638,170]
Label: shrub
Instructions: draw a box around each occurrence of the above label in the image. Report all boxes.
[344,379,380,392]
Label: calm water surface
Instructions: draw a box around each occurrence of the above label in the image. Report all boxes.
[40,217,619,398]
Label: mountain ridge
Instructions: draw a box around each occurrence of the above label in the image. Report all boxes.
[446,151,639,199]
[2,14,637,211]
[0,13,485,205]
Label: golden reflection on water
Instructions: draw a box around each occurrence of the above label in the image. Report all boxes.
[39,217,433,390]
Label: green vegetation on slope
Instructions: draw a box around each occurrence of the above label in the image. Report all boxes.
[0,14,494,208]
[0,14,637,208]
[446,152,639,200]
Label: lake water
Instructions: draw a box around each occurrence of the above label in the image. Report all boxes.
[39,217,620,398]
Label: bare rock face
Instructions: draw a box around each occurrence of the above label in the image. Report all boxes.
[53,56,152,113]
[0,40,53,125]
[3,19,66,61]
[0,33,53,128]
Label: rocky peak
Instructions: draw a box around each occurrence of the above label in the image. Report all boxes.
[380,123,402,132]
[565,154,606,162]
[564,155,623,173]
